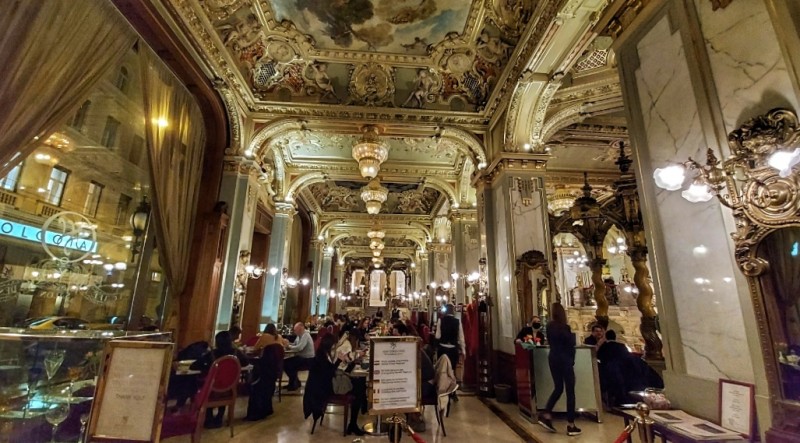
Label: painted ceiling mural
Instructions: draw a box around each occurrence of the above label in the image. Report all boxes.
[307,180,443,214]
[204,0,534,112]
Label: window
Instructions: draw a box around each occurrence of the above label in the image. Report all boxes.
[45,166,69,206]
[70,100,91,131]
[129,135,144,165]
[84,181,103,217]
[116,193,132,225]
[0,164,22,192]
[101,117,120,148]
[114,66,129,93]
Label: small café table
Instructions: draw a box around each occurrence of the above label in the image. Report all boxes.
[611,407,747,443]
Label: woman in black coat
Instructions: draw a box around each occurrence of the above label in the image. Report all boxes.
[245,342,283,420]
[537,303,581,436]
[303,333,338,427]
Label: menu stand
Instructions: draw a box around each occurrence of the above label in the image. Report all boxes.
[367,337,422,441]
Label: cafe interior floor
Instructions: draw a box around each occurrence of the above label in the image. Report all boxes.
[161,389,626,443]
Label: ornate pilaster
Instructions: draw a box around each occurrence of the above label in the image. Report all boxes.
[216,156,261,332]
[262,202,296,324]
[317,248,334,316]
[308,239,323,316]
[629,246,663,360]
[450,209,479,304]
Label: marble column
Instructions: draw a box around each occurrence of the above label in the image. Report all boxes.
[262,202,295,325]
[317,248,333,316]
[334,263,344,313]
[215,157,258,332]
[615,0,798,431]
[307,240,322,316]
[450,210,480,304]
[482,159,553,354]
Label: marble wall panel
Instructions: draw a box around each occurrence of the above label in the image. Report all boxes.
[695,0,799,133]
[634,16,754,382]
[463,221,481,272]
[510,178,548,259]
[493,183,514,340]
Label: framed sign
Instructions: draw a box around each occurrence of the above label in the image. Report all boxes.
[368,336,421,415]
[87,340,173,442]
[718,378,756,439]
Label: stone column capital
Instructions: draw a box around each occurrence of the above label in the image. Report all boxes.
[274,202,296,217]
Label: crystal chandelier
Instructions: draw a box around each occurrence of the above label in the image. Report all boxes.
[361,178,388,215]
[352,125,389,178]
[548,188,577,215]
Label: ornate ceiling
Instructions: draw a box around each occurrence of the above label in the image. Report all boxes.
[189,0,534,117]
[159,0,641,265]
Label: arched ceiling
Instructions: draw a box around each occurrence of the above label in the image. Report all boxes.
[156,0,643,264]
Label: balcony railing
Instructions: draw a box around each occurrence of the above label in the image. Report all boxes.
[0,189,18,208]
[36,201,61,218]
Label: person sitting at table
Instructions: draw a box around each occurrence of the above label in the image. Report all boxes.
[190,331,248,428]
[284,322,315,391]
[303,334,338,429]
[245,339,283,421]
[335,328,367,435]
[515,315,546,345]
[584,323,606,346]
[253,323,281,351]
[228,325,242,346]
[168,341,209,409]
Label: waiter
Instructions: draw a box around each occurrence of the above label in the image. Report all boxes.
[436,303,465,399]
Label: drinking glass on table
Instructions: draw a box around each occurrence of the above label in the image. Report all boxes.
[45,402,69,443]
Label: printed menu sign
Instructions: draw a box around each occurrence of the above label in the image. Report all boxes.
[719,379,755,437]
[370,338,420,414]
[89,341,172,441]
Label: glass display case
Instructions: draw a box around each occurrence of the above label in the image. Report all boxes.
[0,328,170,442]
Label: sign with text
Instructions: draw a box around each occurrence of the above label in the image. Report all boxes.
[368,337,420,414]
[0,216,97,252]
[88,340,173,442]
[718,379,756,438]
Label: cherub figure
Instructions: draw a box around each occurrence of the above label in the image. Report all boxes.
[309,62,339,102]
[403,68,438,108]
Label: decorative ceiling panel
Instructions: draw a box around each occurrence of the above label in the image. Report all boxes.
[197,0,534,113]
[272,130,459,167]
[308,180,442,215]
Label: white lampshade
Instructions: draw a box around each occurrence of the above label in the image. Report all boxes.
[767,148,800,178]
[681,182,714,202]
[653,165,686,191]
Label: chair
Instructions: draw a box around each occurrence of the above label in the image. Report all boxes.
[261,343,285,402]
[204,355,242,437]
[243,335,259,347]
[421,383,458,437]
[160,358,220,443]
[311,393,353,437]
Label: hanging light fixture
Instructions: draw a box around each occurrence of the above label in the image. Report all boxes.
[548,187,578,215]
[352,125,389,178]
[361,178,389,215]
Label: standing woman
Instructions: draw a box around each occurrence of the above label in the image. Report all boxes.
[538,303,581,436]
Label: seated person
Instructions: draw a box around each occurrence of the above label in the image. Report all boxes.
[168,341,209,408]
[228,325,242,347]
[190,331,248,428]
[253,323,282,351]
[515,315,546,345]
[584,323,606,346]
[284,322,315,391]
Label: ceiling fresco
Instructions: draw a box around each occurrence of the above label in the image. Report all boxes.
[307,180,443,215]
[268,0,473,53]
[201,0,534,112]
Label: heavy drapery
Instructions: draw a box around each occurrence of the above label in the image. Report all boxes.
[0,0,135,176]
[139,47,206,298]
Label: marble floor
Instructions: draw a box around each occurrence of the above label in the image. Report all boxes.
[162,392,626,443]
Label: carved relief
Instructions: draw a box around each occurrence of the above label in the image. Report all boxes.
[401,68,443,108]
[484,0,534,37]
[201,0,248,21]
[348,62,396,107]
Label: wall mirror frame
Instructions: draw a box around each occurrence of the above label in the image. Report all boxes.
[514,249,553,329]
[724,109,800,441]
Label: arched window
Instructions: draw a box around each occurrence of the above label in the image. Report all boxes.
[114,66,129,93]
[69,100,91,131]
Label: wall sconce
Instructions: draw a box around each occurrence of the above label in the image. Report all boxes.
[129,196,150,263]
[238,250,265,280]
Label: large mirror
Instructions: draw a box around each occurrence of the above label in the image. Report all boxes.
[757,227,800,403]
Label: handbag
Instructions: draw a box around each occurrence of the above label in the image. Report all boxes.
[332,369,353,395]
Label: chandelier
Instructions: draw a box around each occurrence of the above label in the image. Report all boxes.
[548,188,577,215]
[361,178,389,214]
[352,125,389,178]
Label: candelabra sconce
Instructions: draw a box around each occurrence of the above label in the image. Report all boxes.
[129,196,151,264]
[277,267,308,325]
